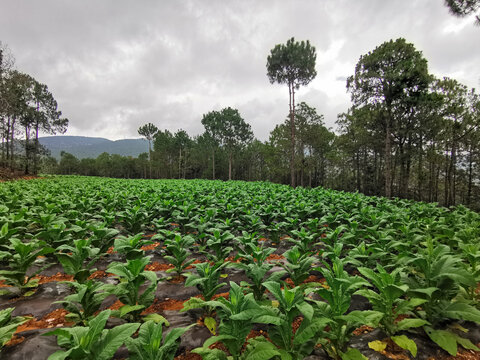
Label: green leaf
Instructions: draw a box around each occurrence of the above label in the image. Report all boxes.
[425,328,457,356]
[244,341,281,360]
[340,347,368,360]
[368,340,387,352]
[93,322,140,360]
[142,313,169,325]
[443,302,480,323]
[119,304,145,318]
[396,318,428,331]
[391,335,417,357]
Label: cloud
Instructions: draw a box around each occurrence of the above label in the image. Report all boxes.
[1,0,478,140]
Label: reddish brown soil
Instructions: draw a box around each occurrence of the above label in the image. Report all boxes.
[15,309,72,334]
[0,168,44,182]
[212,292,229,300]
[225,256,243,263]
[0,280,8,288]
[352,325,374,336]
[175,352,202,360]
[292,316,303,334]
[33,273,74,284]
[145,262,174,271]
[108,300,124,311]
[169,275,186,284]
[5,335,25,347]
[266,254,285,261]
[285,275,325,288]
[88,270,111,279]
[141,242,161,251]
[185,259,203,270]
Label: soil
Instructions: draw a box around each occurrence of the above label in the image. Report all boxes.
[0,168,43,182]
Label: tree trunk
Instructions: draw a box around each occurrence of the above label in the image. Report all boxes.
[384,113,392,198]
[228,150,232,181]
[467,143,473,205]
[24,126,29,175]
[178,147,181,179]
[289,83,296,188]
[33,122,39,175]
[10,117,15,171]
[148,139,152,179]
[212,149,215,180]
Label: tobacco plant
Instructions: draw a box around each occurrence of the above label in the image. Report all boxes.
[45,310,140,360]
[56,238,101,283]
[126,321,193,360]
[193,282,280,360]
[356,265,428,357]
[104,256,159,321]
[233,281,329,359]
[56,280,110,325]
[0,308,29,350]
[164,234,195,277]
[0,238,54,293]
[311,259,381,360]
[280,246,315,287]
[114,233,152,260]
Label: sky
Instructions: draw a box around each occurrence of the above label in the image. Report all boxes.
[0,0,479,141]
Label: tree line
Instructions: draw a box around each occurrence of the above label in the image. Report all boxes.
[0,42,68,175]
[54,36,480,211]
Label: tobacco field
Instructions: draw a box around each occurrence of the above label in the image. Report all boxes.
[1,176,480,360]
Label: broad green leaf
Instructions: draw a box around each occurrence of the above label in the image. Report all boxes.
[340,347,368,360]
[391,335,417,357]
[425,328,457,356]
[94,322,140,360]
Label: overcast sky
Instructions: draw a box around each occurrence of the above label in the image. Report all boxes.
[1,0,479,141]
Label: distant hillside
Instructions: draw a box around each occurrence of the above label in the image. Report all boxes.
[39,136,149,159]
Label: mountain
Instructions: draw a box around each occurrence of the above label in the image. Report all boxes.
[39,136,149,159]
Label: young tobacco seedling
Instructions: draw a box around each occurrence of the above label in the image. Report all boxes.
[356,265,428,357]
[204,229,234,264]
[0,238,54,294]
[232,281,329,360]
[118,205,149,234]
[182,261,229,315]
[0,308,29,350]
[114,233,152,260]
[126,320,194,360]
[280,246,315,287]
[104,256,159,321]
[56,280,110,325]
[288,227,317,256]
[311,259,381,360]
[88,222,119,255]
[164,234,195,278]
[193,282,280,360]
[45,309,140,360]
[56,238,101,283]
[232,244,286,301]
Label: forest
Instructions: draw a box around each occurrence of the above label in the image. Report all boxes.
[1,14,479,211]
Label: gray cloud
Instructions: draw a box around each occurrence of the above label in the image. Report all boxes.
[1,0,478,141]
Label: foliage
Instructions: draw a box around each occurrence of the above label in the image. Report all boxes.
[0,308,28,349]
[45,310,139,360]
